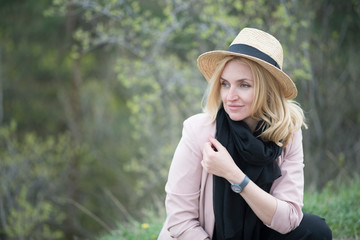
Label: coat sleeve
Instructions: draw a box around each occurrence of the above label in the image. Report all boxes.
[266,129,305,234]
[162,117,209,240]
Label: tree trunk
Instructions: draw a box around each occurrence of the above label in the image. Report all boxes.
[0,48,3,125]
[62,1,85,239]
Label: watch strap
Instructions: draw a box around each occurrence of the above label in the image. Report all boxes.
[239,175,250,190]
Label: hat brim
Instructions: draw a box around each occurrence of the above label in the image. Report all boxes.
[197,50,297,99]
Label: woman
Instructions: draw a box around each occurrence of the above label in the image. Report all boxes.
[158,28,332,240]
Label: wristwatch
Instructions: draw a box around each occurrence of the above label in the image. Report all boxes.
[231,175,250,193]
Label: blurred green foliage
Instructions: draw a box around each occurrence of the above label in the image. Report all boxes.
[0,122,72,239]
[0,0,359,238]
[5,186,64,240]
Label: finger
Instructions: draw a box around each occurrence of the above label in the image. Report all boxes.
[203,141,215,154]
[208,136,223,151]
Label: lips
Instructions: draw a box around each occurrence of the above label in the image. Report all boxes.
[227,104,244,111]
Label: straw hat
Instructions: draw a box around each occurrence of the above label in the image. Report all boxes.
[197,27,297,99]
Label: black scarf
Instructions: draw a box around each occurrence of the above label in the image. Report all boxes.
[213,106,282,240]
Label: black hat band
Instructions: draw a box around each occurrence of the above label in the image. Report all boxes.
[228,44,280,69]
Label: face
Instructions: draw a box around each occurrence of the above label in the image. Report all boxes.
[220,60,257,129]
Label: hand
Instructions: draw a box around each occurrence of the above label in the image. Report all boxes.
[201,136,243,182]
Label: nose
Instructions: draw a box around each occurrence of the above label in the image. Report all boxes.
[227,86,239,101]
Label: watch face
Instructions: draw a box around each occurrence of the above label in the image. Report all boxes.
[231,184,242,193]
[231,176,250,194]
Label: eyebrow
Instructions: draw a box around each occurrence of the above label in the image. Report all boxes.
[220,77,253,82]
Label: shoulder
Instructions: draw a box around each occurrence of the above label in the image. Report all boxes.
[279,129,304,165]
[184,112,213,128]
[181,112,216,148]
[284,129,303,153]
[183,113,215,136]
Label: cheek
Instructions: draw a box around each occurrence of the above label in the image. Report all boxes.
[220,89,226,101]
[248,95,255,104]
[247,90,255,102]
[243,91,255,107]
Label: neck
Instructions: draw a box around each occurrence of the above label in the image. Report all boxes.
[244,117,258,132]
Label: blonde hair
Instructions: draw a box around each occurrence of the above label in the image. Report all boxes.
[202,56,307,147]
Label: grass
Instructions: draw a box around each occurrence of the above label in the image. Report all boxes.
[303,176,360,239]
[97,213,164,240]
[97,222,163,240]
[99,177,360,240]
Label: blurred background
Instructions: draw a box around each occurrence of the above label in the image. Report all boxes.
[0,0,359,239]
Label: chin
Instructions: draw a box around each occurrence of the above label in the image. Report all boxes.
[228,114,246,121]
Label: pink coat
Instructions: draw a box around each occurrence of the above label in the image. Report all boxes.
[158,113,304,240]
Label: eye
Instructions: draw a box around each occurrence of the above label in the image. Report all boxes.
[220,80,230,88]
[241,83,251,88]
[240,81,252,88]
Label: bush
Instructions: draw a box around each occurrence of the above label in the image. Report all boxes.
[0,122,94,239]
[0,122,67,239]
